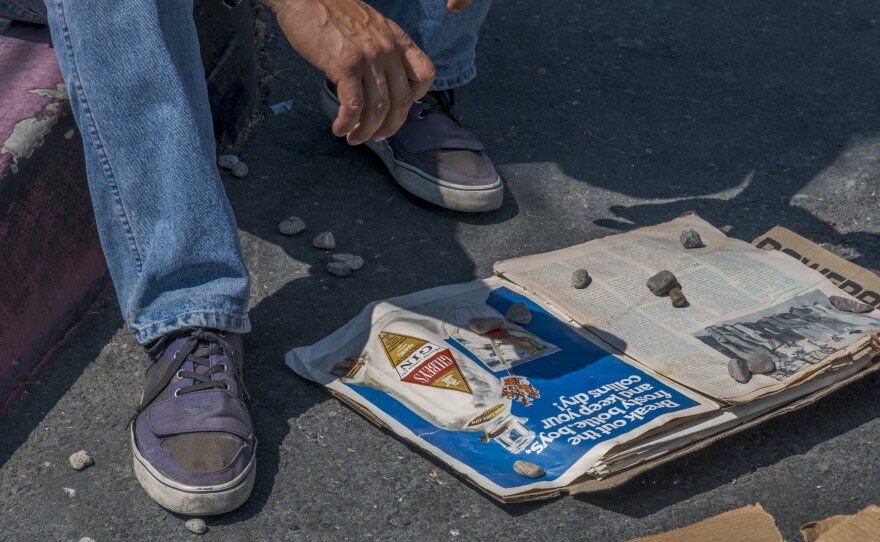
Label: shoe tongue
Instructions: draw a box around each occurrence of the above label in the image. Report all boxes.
[420,90,454,115]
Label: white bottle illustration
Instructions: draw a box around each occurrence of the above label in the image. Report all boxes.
[331,316,535,454]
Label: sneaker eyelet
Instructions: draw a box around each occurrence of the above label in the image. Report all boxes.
[219,331,226,337]
[173,352,179,360]
[220,363,228,373]
[174,388,182,397]
[417,111,428,119]
[222,382,231,391]
[175,370,184,379]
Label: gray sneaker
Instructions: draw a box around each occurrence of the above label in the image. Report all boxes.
[320,81,503,212]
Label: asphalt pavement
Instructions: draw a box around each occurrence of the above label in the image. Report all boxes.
[2,1,880,540]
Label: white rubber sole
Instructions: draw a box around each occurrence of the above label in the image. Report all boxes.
[320,84,504,213]
[131,429,256,516]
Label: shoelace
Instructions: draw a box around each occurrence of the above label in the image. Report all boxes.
[414,89,459,123]
[129,328,243,426]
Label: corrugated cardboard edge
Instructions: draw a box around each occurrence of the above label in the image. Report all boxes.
[627,503,783,542]
[326,225,880,504]
[802,505,880,542]
[800,514,850,542]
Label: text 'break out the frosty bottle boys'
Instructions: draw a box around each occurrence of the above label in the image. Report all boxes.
[331,318,536,454]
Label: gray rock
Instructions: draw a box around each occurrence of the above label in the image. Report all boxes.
[185,518,207,535]
[728,358,751,384]
[231,161,249,178]
[331,253,364,271]
[68,450,93,471]
[217,154,239,169]
[278,216,306,236]
[647,270,679,296]
[513,460,545,478]
[468,317,504,335]
[829,295,874,314]
[312,232,336,250]
[669,287,687,307]
[78,538,96,542]
[571,268,591,289]
[505,302,532,325]
[326,262,351,277]
[719,225,733,234]
[746,353,776,374]
[680,229,704,249]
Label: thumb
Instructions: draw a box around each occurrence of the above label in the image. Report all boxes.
[446,0,472,12]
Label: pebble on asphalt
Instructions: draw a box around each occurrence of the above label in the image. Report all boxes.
[278,216,306,236]
[513,460,545,479]
[571,268,591,289]
[680,229,704,249]
[217,154,239,170]
[728,358,751,384]
[326,261,351,277]
[669,287,687,307]
[185,518,207,535]
[746,353,776,374]
[231,161,249,178]
[829,295,874,314]
[78,538,95,542]
[312,232,336,250]
[468,317,504,335]
[331,253,364,271]
[68,450,93,471]
[505,302,532,325]
[647,270,679,296]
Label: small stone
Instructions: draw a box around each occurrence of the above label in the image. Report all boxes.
[829,295,874,314]
[468,317,504,335]
[217,154,239,169]
[326,262,351,277]
[331,253,364,271]
[647,270,679,296]
[728,358,751,384]
[571,268,591,289]
[312,232,336,250]
[185,518,207,535]
[79,538,96,542]
[513,460,545,479]
[679,229,704,249]
[278,216,306,236]
[231,161,249,178]
[719,225,733,234]
[68,450,93,471]
[505,302,532,325]
[669,287,687,307]
[746,353,776,374]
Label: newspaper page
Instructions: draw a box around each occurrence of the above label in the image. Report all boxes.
[494,215,880,403]
[286,278,714,499]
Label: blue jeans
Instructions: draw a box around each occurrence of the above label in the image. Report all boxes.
[1,0,491,344]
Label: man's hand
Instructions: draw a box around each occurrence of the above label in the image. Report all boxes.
[267,0,435,145]
[446,0,473,12]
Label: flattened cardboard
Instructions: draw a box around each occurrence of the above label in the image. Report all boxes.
[800,514,850,542]
[802,505,880,542]
[753,227,880,309]
[628,504,783,542]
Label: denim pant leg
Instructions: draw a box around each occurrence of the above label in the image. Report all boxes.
[366,0,492,90]
[42,0,251,344]
[0,0,47,23]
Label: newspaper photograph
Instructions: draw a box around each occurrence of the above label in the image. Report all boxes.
[286,279,714,498]
[494,215,880,403]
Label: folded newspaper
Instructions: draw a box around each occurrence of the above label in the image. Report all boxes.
[285,214,880,502]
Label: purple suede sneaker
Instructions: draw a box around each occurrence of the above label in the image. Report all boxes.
[320,81,503,213]
[130,328,256,515]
